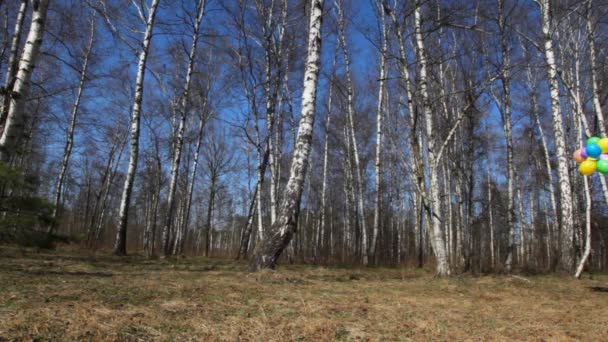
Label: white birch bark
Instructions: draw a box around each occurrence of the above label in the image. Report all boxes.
[255,125,264,241]
[414,0,449,276]
[342,125,355,261]
[261,0,287,226]
[534,0,575,271]
[528,85,557,221]
[114,0,161,255]
[93,131,127,247]
[48,14,95,235]
[370,0,387,261]
[517,185,526,266]
[575,174,592,278]
[249,0,324,271]
[0,0,50,161]
[336,1,368,265]
[388,1,429,267]
[586,0,605,133]
[0,0,28,134]
[160,0,205,256]
[318,51,336,263]
[575,93,592,278]
[496,0,516,273]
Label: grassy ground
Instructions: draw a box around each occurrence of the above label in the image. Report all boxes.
[0,247,607,341]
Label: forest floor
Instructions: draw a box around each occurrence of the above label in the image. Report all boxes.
[0,246,607,341]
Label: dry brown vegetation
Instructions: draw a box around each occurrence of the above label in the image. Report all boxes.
[0,246,607,341]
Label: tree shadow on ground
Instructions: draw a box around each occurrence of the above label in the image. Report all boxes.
[588,286,608,293]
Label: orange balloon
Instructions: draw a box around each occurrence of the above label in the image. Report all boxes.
[573,149,586,163]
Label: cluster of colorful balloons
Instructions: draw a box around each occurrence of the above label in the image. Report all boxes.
[574,136,608,175]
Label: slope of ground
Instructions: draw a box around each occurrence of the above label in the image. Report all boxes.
[0,247,606,341]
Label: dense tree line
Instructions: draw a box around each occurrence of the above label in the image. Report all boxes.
[0,0,607,277]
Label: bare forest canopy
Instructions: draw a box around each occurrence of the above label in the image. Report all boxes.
[0,0,607,277]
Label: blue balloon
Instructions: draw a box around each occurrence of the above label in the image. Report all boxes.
[586,143,602,159]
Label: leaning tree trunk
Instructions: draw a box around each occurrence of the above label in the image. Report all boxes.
[114,0,161,255]
[161,0,206,256]
[414,0,449,276]
[370,0,387,262]
[575,172,592,278]
[0,0,50,162]
[248,0,324,272]
[534,0,575,271]
[574,95,592,279]
[0,0,27,135]
[48,14,95,235]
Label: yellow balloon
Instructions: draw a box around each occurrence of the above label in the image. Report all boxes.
[598,137,608,153]
[579,160,597,175]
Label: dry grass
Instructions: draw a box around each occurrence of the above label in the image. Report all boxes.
[1,247,607,341]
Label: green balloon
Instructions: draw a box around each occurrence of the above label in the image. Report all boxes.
[598,160,608,175]
[587,136,601,146]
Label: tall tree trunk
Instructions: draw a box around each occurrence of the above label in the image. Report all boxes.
[318,56,335,263]
[342,125,356,262]
[414,0,449,276]
[0,0,27,135]
[93,133,127,247]
[336,1,368,265]
[262,0,287,226]
[388,1,429,269]
[183,108,208,250]
[237,141,271,259]
[48,14,95,235]
[534,0,574,271]
[237,188,257,259]
[0,0,50,161]
[370,0,387,261]
[575,96,592,278]
[248,0,324,272]
[205,176,217,257]
[496,0,516,273]
[487,165,495,269]
[114,0,161,255]
[161,0,206,256]
[586,0,605,133]
[529,89,557,225]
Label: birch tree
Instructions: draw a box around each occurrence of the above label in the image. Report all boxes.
[48,13,96,235]
[0,0,27,134]
[533,0,575,271]
[336,0,369,265]
[414,0,449,276]
[0,0,50,162]
[586,0,605,134]
[160,0,206,256]
[249,0,324,271]
[370,0,388,262]
[114,0,161,255]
